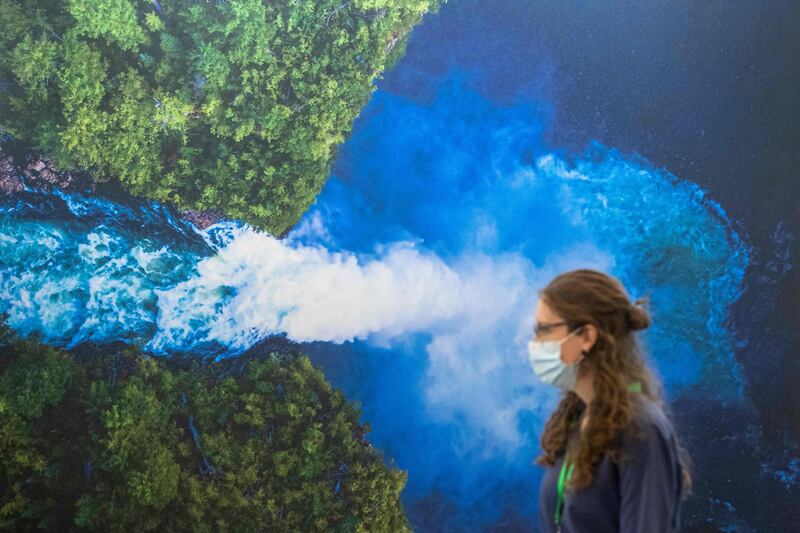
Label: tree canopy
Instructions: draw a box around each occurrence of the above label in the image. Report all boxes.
[0,0,444,235]
[0,315,411,531]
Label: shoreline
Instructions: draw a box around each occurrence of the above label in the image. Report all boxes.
[0,146,225,230]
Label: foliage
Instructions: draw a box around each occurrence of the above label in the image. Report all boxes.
[0,0,445,236]
[0,314,410,531]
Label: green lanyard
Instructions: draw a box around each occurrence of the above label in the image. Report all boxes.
[553,381,641,531]
[554,458,575,530]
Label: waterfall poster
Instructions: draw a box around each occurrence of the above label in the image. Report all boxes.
[0,0,797,531]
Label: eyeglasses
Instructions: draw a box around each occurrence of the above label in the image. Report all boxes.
[533,321,569,337]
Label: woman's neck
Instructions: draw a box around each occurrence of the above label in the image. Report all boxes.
[575,372,594,434]
[579,408,590,433]
[574,373,595,406]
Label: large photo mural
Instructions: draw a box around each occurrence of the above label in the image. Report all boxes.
[0,0,797,531]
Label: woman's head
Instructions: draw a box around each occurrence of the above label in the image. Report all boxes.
[533,269,653,390]
[533,269,692,495]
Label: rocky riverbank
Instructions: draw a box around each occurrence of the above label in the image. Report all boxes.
[0,147,224,230]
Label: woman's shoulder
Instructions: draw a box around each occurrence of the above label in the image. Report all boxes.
[618,396,679,459]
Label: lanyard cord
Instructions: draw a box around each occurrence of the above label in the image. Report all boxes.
[554,458,575,527]
[553,381,642,530]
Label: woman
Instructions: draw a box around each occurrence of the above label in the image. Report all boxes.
[528,269,693,532]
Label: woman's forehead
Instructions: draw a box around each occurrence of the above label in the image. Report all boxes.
[535,299,561,322]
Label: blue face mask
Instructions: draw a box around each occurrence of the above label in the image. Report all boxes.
[527,327,584,391]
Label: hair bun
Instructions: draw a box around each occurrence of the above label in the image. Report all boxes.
[626,298,651,331]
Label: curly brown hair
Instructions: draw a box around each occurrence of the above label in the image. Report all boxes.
[533,269,693,496]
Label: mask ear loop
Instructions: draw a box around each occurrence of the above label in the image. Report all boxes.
[575,325,590,364]
[560,326,587,367]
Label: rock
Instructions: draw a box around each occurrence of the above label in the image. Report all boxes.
[179,208,225,230]
[0,154,23,195]
[387,31,403,53]
[22,154,96,194]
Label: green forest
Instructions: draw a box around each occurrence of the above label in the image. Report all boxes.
[0,314,411,531]
[0,0,443,236]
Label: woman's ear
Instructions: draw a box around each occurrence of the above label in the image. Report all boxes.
[580,323,597,353]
